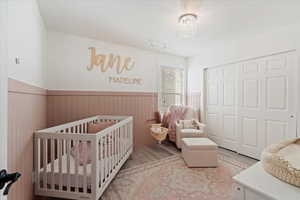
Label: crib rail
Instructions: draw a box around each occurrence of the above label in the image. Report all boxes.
[34,115,133,200]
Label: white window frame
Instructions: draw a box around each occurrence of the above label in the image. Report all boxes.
[159,65,186,112]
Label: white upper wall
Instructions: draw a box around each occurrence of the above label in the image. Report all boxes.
[47,31,186,92]
[8,0,47,88]
[188,24,300,92]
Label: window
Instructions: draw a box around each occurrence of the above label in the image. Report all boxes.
[160,66,185,111]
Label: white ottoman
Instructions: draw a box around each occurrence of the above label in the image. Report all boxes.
[182,138,218,167]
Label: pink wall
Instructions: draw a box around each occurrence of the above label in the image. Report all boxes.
[8,79,47,200]
[47,91,158,149]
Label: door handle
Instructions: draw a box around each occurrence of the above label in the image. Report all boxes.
[0,169,21,195]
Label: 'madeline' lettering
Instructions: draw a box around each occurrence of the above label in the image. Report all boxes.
[87,47,135,74]
[109,76,143,85]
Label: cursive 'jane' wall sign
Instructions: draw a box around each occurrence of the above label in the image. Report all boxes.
[87,47,143,85]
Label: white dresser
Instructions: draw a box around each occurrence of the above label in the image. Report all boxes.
[233,162,300,200]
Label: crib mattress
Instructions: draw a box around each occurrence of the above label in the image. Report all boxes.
[39,154,113,188]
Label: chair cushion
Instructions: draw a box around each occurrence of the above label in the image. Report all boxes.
[181,129,203,134]
[180,120,197,129]
[182,138,217,150]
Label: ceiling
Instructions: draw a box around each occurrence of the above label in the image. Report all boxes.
[38,0,300,57]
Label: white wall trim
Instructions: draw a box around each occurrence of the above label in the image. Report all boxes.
[0,0,8,199]
[204,49,296,70]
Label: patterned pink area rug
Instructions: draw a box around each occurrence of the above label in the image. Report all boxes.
[101,155,250,200]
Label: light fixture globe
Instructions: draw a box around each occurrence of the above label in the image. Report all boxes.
[178,13,198,38]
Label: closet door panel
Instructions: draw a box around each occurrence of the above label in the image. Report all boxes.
[205,68,222,144]
[237,60,265,158]
[265,120,288,146]
[223,115,236,142]
[206,113,220,143]
[220,65,238,150]
[237,52,297,159]
[261,52,297,144]
[242,79,260,109]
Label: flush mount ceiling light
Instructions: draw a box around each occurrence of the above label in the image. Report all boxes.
[178,0,199,38]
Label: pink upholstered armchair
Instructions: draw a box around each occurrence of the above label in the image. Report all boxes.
[162,105,199,143]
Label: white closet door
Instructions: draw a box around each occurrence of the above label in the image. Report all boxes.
[236,59,265,158]
[205,68,222,144]
[237,52,297,159]
[205,65,238,150]
[205,51,297,159]
[220,65,238,151]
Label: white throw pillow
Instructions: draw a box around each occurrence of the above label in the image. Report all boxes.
[181,120,195,129]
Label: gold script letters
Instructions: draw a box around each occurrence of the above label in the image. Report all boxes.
[87,47,135,74]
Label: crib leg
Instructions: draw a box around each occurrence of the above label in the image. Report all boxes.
[128,154,133,160]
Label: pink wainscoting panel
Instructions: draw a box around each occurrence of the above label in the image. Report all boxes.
[8,78,47,200]
[187,92,201,121]
[47,91,158,149]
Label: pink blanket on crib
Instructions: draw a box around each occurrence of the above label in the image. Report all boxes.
[71,140,116,165]
[162,105,188,142]
[70,121,116,165]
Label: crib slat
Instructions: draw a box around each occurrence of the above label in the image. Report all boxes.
[122,126,125,159]
[58,139,63,191]
[104,135,107,182]
[83,141,88,193]
[83,123,85,133]
[66,139,71,192]
[100,136,104,187]
[90,138,97,197]
[34,137,41,190]
[114,130,117,168]
[75,139,79,192]
[51,138,55,190]
[107,133,110,176]
[43,138,47,190]
[111,131,113,172]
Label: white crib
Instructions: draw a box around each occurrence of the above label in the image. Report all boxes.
[34,115,133,200]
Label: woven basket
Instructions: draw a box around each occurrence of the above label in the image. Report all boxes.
[261,138,300,187]
[150,124,168,144]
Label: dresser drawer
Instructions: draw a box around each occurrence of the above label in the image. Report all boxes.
[245,189,273,200]
[233,184,274,200]
[233,183,245,200]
